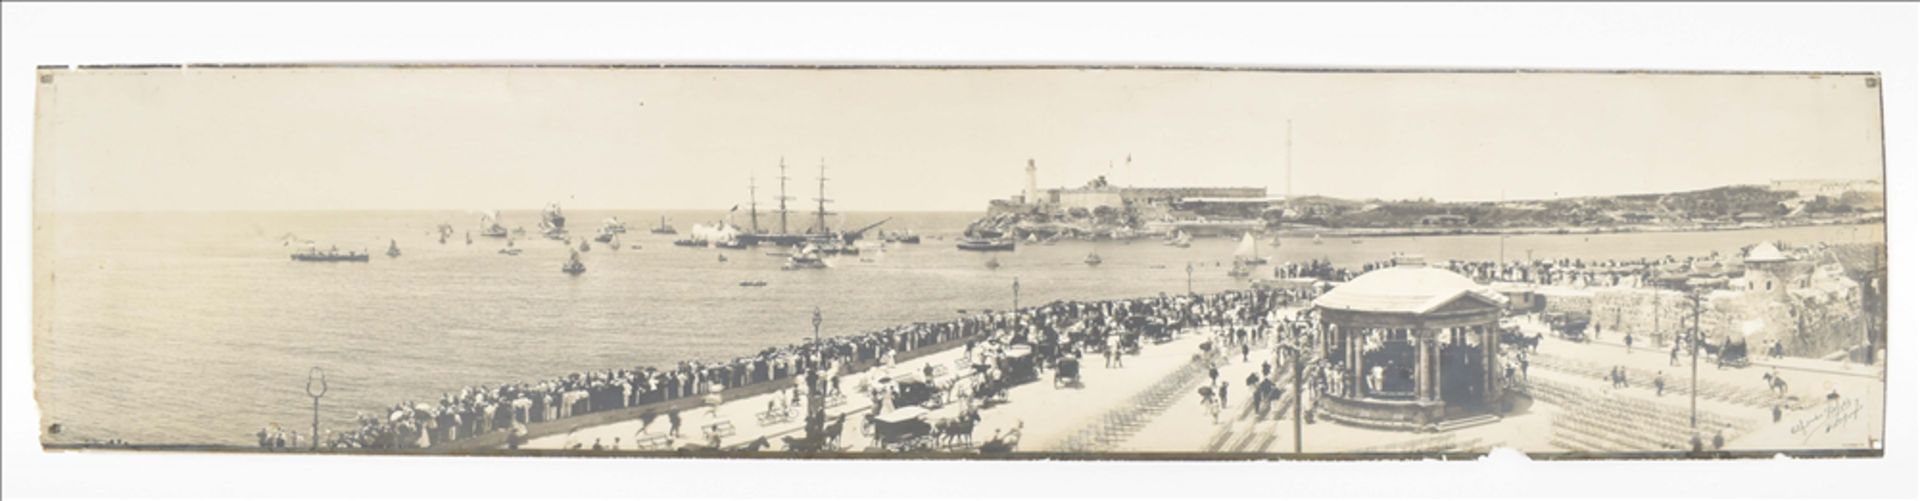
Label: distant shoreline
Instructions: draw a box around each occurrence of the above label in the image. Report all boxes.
[1267,218,1884,239]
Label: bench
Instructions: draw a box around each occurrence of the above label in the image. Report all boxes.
[757,407,796,426]
[703,421,737,440]
[633,432,674,450]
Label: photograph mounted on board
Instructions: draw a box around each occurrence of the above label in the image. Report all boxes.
[30,65,1887,459]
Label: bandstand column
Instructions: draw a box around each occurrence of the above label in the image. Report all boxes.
[1483,323,1500,404]
[1350,327,1364,398]
[1414,328,1431,402]
[1432,328,1446,404]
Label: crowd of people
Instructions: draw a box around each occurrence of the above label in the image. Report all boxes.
[310,287,1320,451]
[1440,253,1725,288]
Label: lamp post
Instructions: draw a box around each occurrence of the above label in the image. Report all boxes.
[305,367,328,451]
[1012,277,1020,311]
[805,306,828,445]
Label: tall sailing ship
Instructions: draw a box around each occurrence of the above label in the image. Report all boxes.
[736,158,889,248]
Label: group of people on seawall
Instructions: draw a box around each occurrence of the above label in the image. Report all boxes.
[1262,253,1727,290]
[1440,254,1724,288]
[307,287,1317,450]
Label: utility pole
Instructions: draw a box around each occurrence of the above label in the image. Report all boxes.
[1290,343,1304,454]
[1688,288,1703,433]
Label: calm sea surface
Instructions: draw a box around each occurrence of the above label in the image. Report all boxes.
[35,210,1884,445]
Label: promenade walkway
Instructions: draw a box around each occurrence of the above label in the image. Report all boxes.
[521,323,1233,452]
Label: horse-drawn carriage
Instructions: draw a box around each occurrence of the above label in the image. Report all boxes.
[1714,335,1751,368]
[890,373,948,409]
[867,406,939,452]
[1053,356,1082,388]
[1000,344,1040,384]
[1498,326,1542,352]
[1545,311,1591,342]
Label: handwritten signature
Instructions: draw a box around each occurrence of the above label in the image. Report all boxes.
[1790,398,1862,443]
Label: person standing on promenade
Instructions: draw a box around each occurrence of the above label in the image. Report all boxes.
[668,408,683,437]
[1654,371,1667,396]
[1625,333,1635,353]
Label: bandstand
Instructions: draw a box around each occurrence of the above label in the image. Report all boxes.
[1312,256,1509,431]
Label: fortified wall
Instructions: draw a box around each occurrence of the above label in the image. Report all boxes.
[1581,251,1868,358]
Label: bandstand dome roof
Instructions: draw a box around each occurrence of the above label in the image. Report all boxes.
[1313,264,1508,315]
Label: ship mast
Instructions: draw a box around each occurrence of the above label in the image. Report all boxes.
[777,157,791,234]
[748,175,761,233]
[814,158,833,235]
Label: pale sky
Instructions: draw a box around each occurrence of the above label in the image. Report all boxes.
[34,67,1884,212]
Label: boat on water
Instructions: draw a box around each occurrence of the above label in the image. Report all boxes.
[562,250,586,275]
[602,217,629,234]
[593,228,618,243]
[291,246,370,263]
[1085,252,1103,266]
[738,280,768,287]
[578,238,591,252]
[1313,234,1324,245]
[651,215,677,235]
[714,239,749,250]
[499,238,523,256]
[1229,260,1254,278]
[717,253,729,263]
[539,203,569,240]
[628,244,643,250]
[386,239,402,258]
[478,210,510,238]
[673,238,706,247]
[957,236,1017,252]
[1232,232,1267,265]
[1165,230,1192,248]
[809,238,859,255]
[882,230,921,244]
[985,256,1002,269]
[782,245,829,271]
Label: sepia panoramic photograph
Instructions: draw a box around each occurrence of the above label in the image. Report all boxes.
[28,66,1888,461]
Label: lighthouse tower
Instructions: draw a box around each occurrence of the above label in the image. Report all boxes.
[1024,159,1039,205]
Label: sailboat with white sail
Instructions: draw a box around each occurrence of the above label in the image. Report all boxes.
[1233,233,1267,265]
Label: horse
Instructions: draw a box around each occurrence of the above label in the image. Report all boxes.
[934,410,981,447]
[1764,373,1790,396]
[729,436,771,452]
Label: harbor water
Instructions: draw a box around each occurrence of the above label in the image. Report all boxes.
[34,211,1884,445]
